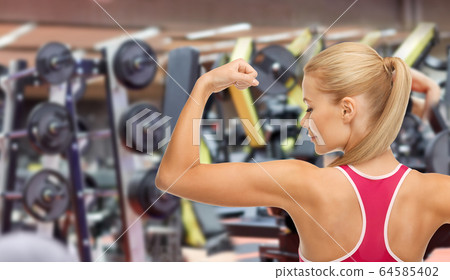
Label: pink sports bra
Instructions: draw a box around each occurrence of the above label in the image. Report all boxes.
[299,164,411,262]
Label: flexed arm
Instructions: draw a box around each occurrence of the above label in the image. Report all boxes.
[155,59,320,208]
[156,58,259,181]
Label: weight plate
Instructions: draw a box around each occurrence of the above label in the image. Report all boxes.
[128,168,180,219]
[23,169,70,222]
[250,45,299,97]
[425,129,450,175]
[119,102,167,154]
[113,40,157,90]
[36,42,75,85]
[391,113,423,158]
[27,102,73,154]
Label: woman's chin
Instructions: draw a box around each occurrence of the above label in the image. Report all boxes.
[313,145,331,155]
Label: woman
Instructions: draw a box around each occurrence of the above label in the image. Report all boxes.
[409,68,441,120]
[156,42,450,262]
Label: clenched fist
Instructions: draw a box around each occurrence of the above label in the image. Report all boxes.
[199,58,259,94]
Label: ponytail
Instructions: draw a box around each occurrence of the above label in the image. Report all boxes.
[329,57,411,167]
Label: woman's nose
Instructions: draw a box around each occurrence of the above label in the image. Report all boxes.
[300,116,309,129]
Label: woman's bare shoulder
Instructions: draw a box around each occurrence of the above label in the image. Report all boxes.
[406,170,450,223]
[406,169,450,187]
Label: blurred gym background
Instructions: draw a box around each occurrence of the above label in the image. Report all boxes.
[0,0,450,262]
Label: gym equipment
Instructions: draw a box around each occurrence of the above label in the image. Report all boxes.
[251,29,324,160]
[359,28,397,47]
[227,38,265,148]
[250,45,299,96]
[425,129,450,174]
[0,169,70,222]
[388,22,438,171]
[393,22,437,68]
[209,52,230,100]
[391,113,426,170]
[0,39,156,90]
[23,169,70,222]
[128,168,180,219]
[119,102,168,154]
[35,42,75,85]
[163,47,200,135]
[0,42,74,85]
[27,102,73,154]
[202,54,230,163]
[0,102,110,155]
[0,53,105,251]
[222,215,280,238]
[202,94,229,163]
[0,169,118,226]
[102,40,149,262]
[74,117,91,156]
[72,76,87,102]
[425,55,447,71]
[190,202,234,255]
[113,39,157,90]
[0,40,164,261]
[389,22,450,259]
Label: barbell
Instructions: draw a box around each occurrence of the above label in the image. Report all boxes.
[1,101,167,155]
[0,169,118,222]
[2,167,178,221]
[1,40,158,90]
[0,42,75,85]
[0,102,110,154]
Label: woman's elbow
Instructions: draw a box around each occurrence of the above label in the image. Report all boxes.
[155,169,170,191]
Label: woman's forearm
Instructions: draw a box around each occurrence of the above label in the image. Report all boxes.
[157,77,211,186]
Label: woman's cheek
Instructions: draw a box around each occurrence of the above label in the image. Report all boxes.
[309,118,326,146]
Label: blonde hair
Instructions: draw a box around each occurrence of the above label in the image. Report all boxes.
[303,42,412,167]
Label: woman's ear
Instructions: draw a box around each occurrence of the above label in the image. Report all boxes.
[340,97,356,124]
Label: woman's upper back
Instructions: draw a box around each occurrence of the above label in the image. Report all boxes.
[284,162,448,262]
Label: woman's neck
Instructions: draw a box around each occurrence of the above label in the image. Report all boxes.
[349,148,400,176]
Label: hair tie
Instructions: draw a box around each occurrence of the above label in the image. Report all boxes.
[383,57,395,74]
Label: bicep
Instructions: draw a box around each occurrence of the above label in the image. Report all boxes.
[157,159,318,208]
